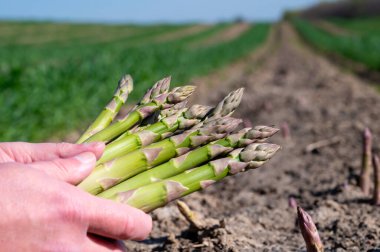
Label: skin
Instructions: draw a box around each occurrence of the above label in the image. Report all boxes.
[0,142,152,251]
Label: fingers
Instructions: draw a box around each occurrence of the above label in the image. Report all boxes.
[0,142,105,163]
[28,152,97,184]
[84,196,152,241]
[84,234,126,252]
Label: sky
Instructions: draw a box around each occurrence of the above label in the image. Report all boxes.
[0,0,320,24]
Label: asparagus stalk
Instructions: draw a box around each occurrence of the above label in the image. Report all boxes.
[78,117,242,195]
[105,142,279,212]
[177,200,204,229]
[99,126,278,197]
[372,154,380,205]
[297,206,324,252]
[360,127,372,195]
[84,81,195,143]
[77,75,133,143]
[97,104,212,164]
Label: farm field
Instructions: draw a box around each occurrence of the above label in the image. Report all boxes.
[292,17,380,72]
[2,13,380,251]
[123,22,380,251]
[0,21,269,141]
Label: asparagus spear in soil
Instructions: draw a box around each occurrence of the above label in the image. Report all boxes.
[97,104,212,164]
[360,127,372,195]
[77,75,133,143]
[104,142,279,212]
[297,207,324,252]
[98,126,279,198]
[372,154,380,205]
[78,117,242,195]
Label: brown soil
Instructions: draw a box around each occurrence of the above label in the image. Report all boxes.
[190,23,251,48]
[124,22,380,251]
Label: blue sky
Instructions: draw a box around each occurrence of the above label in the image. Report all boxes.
[0,0,319,23]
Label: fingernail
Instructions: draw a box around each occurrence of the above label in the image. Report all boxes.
[75,152,96,164]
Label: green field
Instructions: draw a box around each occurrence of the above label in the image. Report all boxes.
[0,22,270,142]
[291,17,380,71]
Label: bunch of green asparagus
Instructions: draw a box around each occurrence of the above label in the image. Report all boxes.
[77,74,280,213]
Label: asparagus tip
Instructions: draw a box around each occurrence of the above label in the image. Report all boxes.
[297,206,324,252]
[168,85,196,104]
[209,88,245,118]
[118,74,134,94]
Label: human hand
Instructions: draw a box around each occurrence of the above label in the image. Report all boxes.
[0,142,152,251]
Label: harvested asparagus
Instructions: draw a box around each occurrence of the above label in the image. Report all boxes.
[360,127,372,195]
[98,126,279,197]
[78,117,242,195]
[84,79,195,143]
[97,104,212,164]
[77,75,133,143]
[102,142,279,212]
[297,206,324,252]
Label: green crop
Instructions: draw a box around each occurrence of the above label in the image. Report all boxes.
[292,17,380,71]
[0,22,270,141]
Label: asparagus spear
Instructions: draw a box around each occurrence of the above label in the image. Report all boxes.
[360,127,372,195]
[372,154,380,205]
[84,81,195,143]
[105,142,280,212]
[77,74,133,143]
[98,126,279,198]
[78,117,242,195]
[297,206,324,252]
[97,104,212,164]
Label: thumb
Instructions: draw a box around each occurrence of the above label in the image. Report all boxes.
[29,152,96,185]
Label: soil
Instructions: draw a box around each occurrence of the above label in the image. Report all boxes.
[125,22,380,251]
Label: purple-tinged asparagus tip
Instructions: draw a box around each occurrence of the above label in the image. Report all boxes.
[297,207,324,252]
[281,122,291,139]
[246,126,279,140]
[167,85,196,104]
[288,197,297,209]
[372,154,380,205]
[118,74,134,94]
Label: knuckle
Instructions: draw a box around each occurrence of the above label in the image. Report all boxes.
[50,191,84,223]
[120,214,137,240]
[57,142,75,157]
[52,159,71,176]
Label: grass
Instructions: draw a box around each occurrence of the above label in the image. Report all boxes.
[291,17,380,71]
[0,21,270,142]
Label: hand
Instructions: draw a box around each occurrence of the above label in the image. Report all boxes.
[0,142,152,251]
